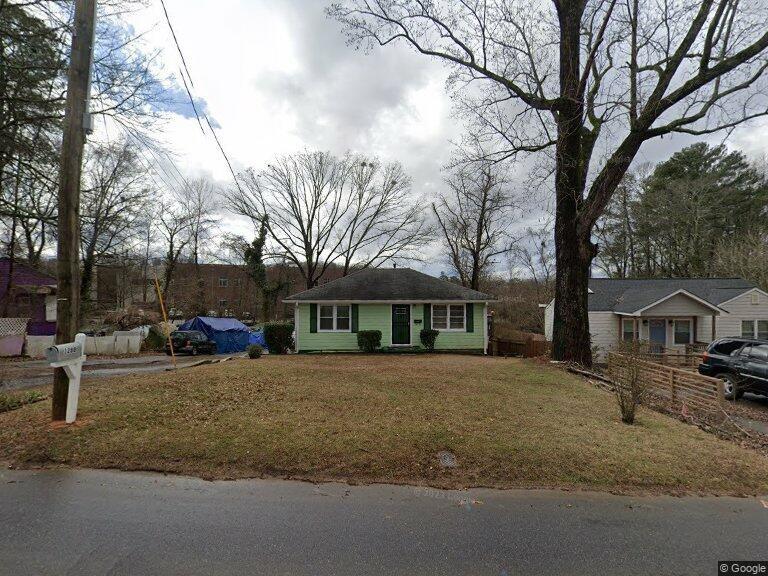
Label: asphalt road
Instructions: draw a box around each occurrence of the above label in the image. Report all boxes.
[1,469,767,575]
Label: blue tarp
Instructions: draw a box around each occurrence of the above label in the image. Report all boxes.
[178,317,251,354]
[248,329,267,349]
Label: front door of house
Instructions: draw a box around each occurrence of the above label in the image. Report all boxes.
[391,305,411,345]
[649,319,666,352]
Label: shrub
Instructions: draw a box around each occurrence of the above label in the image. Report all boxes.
[357,330,382,353]
[247,344,263,359]
[420,329,440,352]
[264,323,294,355]
[144,324,168,351]
[609,341,648,425]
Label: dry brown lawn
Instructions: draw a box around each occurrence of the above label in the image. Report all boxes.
[2,354,767,494]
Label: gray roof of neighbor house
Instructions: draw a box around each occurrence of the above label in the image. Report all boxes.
[588,277,757,313]
[284,268,494,302]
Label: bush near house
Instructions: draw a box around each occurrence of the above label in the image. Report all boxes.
[247,344,264,359]
[357,330,382,353]
[420,329,439,352]
[264,323,294,354]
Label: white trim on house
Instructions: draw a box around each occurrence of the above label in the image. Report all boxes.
[673,319,693,345]
[294,303,300,353]
[629,289,723,315]
[483,303,489,355]
[717,287,768,307]
[431,303,466,332]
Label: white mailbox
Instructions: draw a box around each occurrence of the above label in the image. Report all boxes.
[46,333,87,424]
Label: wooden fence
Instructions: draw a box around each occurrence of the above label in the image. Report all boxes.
[637,352,702,369]
[607,353,725,413]
[490,335,550,358]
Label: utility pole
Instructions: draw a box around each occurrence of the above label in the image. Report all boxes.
[53,0,97,421]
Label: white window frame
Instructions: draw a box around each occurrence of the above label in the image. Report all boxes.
[431,304,466,331]
[219,277,229,288]
[741,319,768,340]
[742,320,756,339]
[673,319,692,345]
[621,318,638,342]
[318,304,352,333]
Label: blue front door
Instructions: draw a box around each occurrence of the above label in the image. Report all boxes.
[649,319,666,350]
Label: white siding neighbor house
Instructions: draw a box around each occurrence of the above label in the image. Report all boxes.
[543,278,768,361]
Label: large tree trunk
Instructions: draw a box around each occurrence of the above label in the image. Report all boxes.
[551,0,594,366]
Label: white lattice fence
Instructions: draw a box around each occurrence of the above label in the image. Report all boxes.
[0,318,29,336]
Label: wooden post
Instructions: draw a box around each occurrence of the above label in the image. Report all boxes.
[670,369,677,404]
[52,0,97,421]
[716,379,726,406]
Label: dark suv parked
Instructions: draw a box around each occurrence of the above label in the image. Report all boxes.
[165,330,217,356]
[698,338,768,400]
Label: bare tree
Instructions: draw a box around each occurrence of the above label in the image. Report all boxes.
[511,224,556,289]
[338,158,431,275]
[79,141,150,308]
[228,150,429,290]
[433,166,516,289]
[715,232,768,291]
[330,1,768,366]
[156,198,193,302]
[180,177,219,266]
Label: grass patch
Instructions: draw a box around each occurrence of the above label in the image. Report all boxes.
[1,355,767,494]
[0,390,46,414]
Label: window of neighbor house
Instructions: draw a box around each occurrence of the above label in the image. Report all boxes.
[758,320,768,340]
[219,299,227,307]
[674,320,692,345]
[219,277,228,288]
[318,305,350,332]
[742,320,756,339]
[432,304,465,331]
[621,319,638,341]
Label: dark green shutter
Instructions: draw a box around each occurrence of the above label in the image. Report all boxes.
[423,304,431,330]
[310,304,317,333]
[466,303,474,332]
[351,304,359,333]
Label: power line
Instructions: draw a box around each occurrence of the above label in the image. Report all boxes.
[157,0,244,193]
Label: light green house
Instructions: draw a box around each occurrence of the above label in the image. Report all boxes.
[284,268,495,353]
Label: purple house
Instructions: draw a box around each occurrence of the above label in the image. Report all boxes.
[0,257,57,336]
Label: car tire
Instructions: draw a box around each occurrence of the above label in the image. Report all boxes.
[716,373,743,401]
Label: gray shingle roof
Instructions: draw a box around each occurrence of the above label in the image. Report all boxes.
[588,278,756,312]
[284,268,494,302]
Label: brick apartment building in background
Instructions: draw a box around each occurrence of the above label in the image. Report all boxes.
[95,260,345,323]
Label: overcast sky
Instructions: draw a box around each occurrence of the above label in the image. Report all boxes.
[125,0,768,277]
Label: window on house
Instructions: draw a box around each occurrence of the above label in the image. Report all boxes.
[622,319,637,342]
[318,305,350,332]
[219,299,227,307]
[751,292,760,305]
[758,320,768,340]
[219,278,228,288]
[742,320,756,339]
[674,320,692,345]
[336,305,350,331]
[432,304,465,330]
